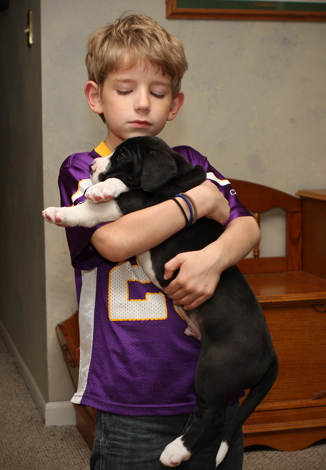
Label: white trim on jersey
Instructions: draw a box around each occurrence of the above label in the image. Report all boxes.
[206,172,230,186]
[71,178,93,205]
[71,268,97,405]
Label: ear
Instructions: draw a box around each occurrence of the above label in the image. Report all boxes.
[141,150,178,192]
[84,81,103,115]
[167,91,185,122]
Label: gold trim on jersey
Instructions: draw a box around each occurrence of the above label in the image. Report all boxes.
[71,142,112,206]
[94,141,112,157]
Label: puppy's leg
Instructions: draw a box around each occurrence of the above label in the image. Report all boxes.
[160,343,227,467]
[43,179,128,227]
[160,437,191,467]
[160,400,224,467]
[86,178,128,202]
[43,199,122,227]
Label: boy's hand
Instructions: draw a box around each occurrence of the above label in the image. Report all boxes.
[162,180,230,309]
[163,249,221,310]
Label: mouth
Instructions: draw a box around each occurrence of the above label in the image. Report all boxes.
[130,120,151,129]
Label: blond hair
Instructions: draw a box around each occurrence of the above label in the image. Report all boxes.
[85,12,188,100]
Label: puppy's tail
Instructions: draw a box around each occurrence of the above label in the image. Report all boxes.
[215,355,279,467]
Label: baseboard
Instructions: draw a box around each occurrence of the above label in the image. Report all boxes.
[45,400,76,426]
[0,320,76,426]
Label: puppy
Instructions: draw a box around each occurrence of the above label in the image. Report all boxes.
[43,138,208,228]
[43,136,278,467]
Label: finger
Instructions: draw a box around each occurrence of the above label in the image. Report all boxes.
[164,257,182,280]
[170,288,197,306]
[183,295,207,311]
[163,282,183,298]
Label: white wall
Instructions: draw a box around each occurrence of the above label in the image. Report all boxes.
[3,0,325,422]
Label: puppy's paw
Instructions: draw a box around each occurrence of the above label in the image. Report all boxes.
[42,207,74,227]
[216,441,229,467]
[85,182,112,203]
[160,437,191,467]
[86,178,128,203]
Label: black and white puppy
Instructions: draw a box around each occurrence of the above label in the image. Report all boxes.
[43,136,278,467]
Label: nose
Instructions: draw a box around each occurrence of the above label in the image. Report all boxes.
[135,90,150,112]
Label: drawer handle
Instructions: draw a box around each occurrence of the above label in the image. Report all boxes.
[312,390,326,400]
[313,304,326,312]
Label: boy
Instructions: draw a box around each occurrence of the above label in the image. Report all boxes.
[55,12,260,470]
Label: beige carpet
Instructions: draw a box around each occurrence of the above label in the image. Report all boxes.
[0,334,325,470]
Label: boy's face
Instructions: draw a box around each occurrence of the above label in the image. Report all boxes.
[90,60,184,150]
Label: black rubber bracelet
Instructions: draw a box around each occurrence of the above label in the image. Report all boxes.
[170,197,189,227]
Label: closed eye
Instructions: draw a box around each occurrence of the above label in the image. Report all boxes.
[117,90,132,95]
[151,92,165,99]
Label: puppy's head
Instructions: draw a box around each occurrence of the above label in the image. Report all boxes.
[89,155,111,184]
[95,136,193,192]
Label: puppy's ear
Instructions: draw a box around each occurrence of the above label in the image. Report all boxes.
[141,150,178,192]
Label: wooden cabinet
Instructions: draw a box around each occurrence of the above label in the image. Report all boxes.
[239,188,326,451]
[297,189,326,280]
[242,274,326,450]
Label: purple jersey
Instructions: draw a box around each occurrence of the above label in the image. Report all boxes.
[58,141,250,415]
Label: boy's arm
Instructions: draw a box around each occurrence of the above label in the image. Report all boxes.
[90,180,230,262]
[163,215,260,310]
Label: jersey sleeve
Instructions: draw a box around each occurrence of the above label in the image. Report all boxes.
[173,145,252,225]
[58,152,106,270]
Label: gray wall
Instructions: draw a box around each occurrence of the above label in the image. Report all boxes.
[1,0,325,422]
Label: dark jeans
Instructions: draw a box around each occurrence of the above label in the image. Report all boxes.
[90,401,243,469]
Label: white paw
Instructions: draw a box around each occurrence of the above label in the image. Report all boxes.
[85,178,128,203]
[42,207,66,225]
[216,441,229,467]
[85,181,112,203]
[160,437,191,467]
[42,206,78,227]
